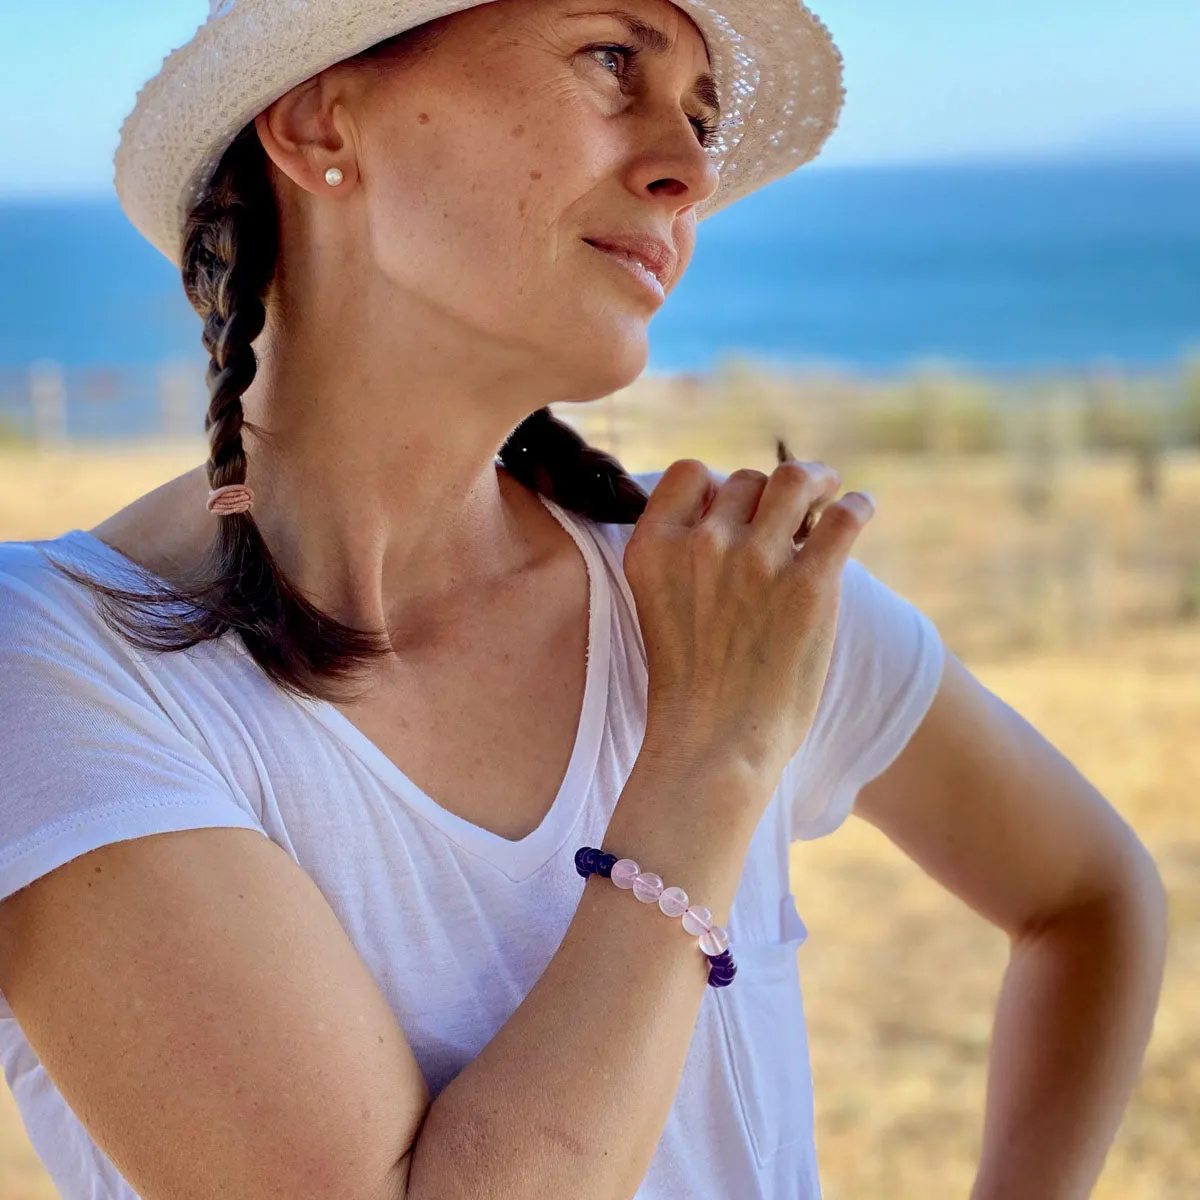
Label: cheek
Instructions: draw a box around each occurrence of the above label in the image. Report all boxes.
[359,135,559,327]
[336,63,656,370]
[359,85,613,312]
[363,120,530,274]
[672,220,697,278]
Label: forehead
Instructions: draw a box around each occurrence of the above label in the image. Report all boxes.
[541,0,710,59]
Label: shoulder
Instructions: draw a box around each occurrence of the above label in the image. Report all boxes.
[0,534,100,632]
[0,532,155,677]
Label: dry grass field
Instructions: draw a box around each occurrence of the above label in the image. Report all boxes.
[0,440,1197,1198]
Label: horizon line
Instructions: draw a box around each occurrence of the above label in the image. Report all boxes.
[3,149,1199,204]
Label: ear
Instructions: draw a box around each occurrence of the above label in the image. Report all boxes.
[254,74,358,196]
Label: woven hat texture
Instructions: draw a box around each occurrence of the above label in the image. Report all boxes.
[114,0,845,267]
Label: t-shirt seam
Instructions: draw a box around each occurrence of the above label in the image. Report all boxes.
[793,612,945,839]
[0,795,266,873]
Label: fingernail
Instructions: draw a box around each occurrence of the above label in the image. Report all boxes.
[857,491,876,516]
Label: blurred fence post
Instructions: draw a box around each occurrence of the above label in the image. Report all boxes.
[30,360,67,445]
[1062,514,1113,643]
[159,362,198,438]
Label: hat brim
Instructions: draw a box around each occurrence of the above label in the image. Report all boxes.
[114,0,844,267]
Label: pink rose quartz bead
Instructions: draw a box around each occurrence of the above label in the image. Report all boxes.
[657,886,689,918]
[699,924,730,956]
[631,872,664,903]
[610,859,640,889]
[682,905,712,936]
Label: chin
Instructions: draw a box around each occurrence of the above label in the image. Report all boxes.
[562,326,650,399]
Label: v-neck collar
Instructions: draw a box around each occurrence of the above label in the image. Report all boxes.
[58,493,613,883]
[286,491,612,881]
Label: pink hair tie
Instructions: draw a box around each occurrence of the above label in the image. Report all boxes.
[205,483,254,516]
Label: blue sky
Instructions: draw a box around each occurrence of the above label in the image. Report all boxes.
[1,0,1198,196]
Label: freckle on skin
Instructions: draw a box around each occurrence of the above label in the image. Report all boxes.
[529,170,542,180]
[511,123,525,137]
[417,112,430,124]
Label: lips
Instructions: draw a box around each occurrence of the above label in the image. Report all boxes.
[582,234,675,288]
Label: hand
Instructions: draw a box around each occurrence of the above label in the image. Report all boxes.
[624,458,875,795]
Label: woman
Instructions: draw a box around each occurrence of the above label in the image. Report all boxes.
[0,0,1166,1196]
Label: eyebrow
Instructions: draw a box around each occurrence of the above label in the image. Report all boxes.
[564,9,722,118]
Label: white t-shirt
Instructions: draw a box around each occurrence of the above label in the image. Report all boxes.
[0,469,945,1199]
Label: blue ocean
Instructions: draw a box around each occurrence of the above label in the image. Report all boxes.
[1,160,1197,377]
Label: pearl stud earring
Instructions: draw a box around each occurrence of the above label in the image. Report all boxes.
[325,167,344,187]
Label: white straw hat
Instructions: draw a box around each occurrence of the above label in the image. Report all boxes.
[114,0,845,268]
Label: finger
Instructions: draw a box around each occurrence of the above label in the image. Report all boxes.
[752,461,842,547]
[771,449,839,542]
[638,459,718,527]
[793,492,876,577]
[701,468,771,530]
[795,491,840,542]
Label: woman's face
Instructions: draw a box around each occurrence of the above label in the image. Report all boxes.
[270,0,722,398]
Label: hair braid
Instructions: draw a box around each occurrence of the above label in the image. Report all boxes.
[499,408,795,524]
[186,124,273,502]
[499,407,652,523]
[42,122,392,704]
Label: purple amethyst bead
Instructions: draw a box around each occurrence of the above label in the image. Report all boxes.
[705,948,738,988]
[574,846,604,877]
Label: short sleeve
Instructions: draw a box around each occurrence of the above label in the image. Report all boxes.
[783,557,946,841]
[616,468,945,840]
[0,543,270,911]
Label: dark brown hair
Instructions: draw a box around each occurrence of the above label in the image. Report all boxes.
[45,19,791,705]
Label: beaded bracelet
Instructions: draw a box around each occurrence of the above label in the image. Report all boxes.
[574,846,738,988]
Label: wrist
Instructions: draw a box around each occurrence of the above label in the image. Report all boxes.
[601,744,769,924]
[635,734,777,808]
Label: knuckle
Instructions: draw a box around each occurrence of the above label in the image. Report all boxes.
[690,521,725,558]
[772,459,812,486]
[737,537,778,580]
[728,467,769,485]
[822,500,863,532]
[665,458,711,485]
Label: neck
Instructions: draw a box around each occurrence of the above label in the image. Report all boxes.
[231,333,571,638]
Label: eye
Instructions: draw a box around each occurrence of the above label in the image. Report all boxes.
[690,112,719,148]
[583,42,719,148]
[585,42,636,78]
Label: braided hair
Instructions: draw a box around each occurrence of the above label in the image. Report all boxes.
[45,25,793,704]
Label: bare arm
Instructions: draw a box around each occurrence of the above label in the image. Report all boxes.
[0,822,427,1200]
[406,744,766,1199]
[0,742,765,1200]
[853,650,1168,1200]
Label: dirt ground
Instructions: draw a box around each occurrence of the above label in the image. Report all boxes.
[1,443,1196,1198]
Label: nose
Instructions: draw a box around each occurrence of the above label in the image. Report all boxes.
[627,112,722,212]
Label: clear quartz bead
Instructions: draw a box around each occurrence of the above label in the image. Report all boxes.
[631,872,664,903]
[682,905,712,936]
[699,924,730,956]
[610,859,640,889]
[658,886,689,917]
